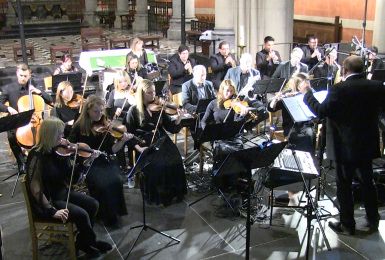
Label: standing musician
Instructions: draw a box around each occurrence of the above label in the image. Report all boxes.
[0,63,53,173]
[256,36,282,79]
[367,46,385,80]
[272,47,308,80]
[301,56,385,235]
[26,117,112,257]
[52,81,82,137]
[125,79,187,206]
[53,54,79,75]
[128,37,148,67]
[168,45,196,94]
[181,65,216,114]
[209,41,237,90]
[300,36,324,70]
[224,53,261,96]
[106,70,137,122]
[125,53,148,83]
[69,95,133,226]
[268,73,315,154]
[311,47,342,90]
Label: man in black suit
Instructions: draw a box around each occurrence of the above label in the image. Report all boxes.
[256,36,282,79]
[182,65,216,114]
[272,47,308,80]
[300,35,324,70]
[168,45,196,94]
[301,56,385,235]
[209,41,237,90]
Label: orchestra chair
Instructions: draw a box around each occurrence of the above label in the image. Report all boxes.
[21,175,77,260]
[80,27,109,51]
[172,92,189,157]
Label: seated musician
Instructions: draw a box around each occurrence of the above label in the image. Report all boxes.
[367,46,385,80]
[69,95,134,226]
[268,73,315,154]
[300,35,324,70]
[181,65,216,114]
[272,47,308,80]
[311,47,342,90]
[26,117,112,257]
[52,81,82,137]
[53,54,79,75]
[0,63,53,174]
[125,79,187,206]
[125,53,148,83]
[256,36,282,80]
[128,37,148,67]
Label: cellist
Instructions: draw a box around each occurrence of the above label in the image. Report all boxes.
[0,63,52,173]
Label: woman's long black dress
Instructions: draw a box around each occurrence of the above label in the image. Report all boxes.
[69,124,127,225]
[126,105,187,206]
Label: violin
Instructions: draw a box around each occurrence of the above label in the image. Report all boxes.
[223,98,258,120]
[92,121,145,144]
[67,94,83,109]
[55,141,95,158]
[147,97,180,115]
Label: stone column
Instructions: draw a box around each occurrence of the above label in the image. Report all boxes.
[168,0,195,40]
[84,0,98,26]
[373,0,385,52]
[6,0,16,26]
[213,0,235,56]
[114,0,129,28]
[133,0,148,32]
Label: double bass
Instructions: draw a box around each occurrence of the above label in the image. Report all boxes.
[16,83,45,148]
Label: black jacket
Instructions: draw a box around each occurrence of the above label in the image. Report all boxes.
[209,52,236,89]
[181,79,216,114]
[304,74,385,162]
[272,61,308,80]
[168,53,196,88]
[256,49,282,79]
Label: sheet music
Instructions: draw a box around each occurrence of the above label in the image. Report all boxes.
[283,90,328,122]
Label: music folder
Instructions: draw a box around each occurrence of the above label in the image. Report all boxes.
[282,90,328,123]
[0,110,35,133]
[52,72,83,93]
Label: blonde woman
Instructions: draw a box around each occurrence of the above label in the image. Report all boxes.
[125,79,187,206]
[128,37,148,66]
[26,117,111,257]
[69,95,134,225]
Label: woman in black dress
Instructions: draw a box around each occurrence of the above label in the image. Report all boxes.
[26,117,111,257]
[125,53,148,84]
[125,79,187,206]
[69,95,134,225]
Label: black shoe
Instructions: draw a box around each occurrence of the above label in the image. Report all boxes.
[93,240,113,253]
[76,241,101,258]
[328,221,355,235]
[365,221,379,232]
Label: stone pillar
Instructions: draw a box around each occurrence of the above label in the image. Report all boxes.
[84,0,98,26]
[6,0,16,26]
[168,0,195,40]
[213,0,235,56]
[133,0,148,32]
[373,0,385,52]
[114,0,129,28]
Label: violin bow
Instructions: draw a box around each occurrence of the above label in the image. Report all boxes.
[78,74,88,114]
[65,143,79,211]
[150,99,167,145]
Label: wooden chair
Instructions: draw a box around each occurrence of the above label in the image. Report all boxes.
[21,175,77,260]
[80,27,109,51]
[172,92,190,156]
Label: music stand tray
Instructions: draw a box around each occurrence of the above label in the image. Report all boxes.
[252,78,286,95]
[0,110,35,133]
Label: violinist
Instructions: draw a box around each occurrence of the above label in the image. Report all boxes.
[69,95,133,226]
[210,41,237,90]
[125,53,147,84]
[106,70,136,122]
[125,79,187,206]
[168,45,196,94]
[26,117,112,257]
[53,53,79,75]
[52,81,81,137]
[268,72,315,154]
[0,63,53,174]
[128,37,148,67]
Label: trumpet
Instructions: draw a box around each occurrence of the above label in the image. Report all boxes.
[225,55,236,68]
[185,60,193,75]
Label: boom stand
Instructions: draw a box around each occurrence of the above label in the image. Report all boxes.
[0,110,34,197]
[291,148,331,259]
[125,137,180,259]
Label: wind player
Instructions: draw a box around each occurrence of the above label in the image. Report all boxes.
[272,47,308,80]
[367,46,384,80]
[0,63,53,174]
[256,36,282,79]
[301,55,385,235]
[300,35,324,70]
[311,47,342,90]
[168,45,196,95]
[209,41,237,90]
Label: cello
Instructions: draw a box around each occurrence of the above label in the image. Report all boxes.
[16,81,45,148]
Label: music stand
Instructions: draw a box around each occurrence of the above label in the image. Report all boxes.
[0,110,35,196]
[195,98,215,114]
[218,141,287,260]
[52,72,83,93]
[372,69,385,82]
[154,80,167,96]
[125,136,180,259]
[252,78,286,96]
[310,77,328,92]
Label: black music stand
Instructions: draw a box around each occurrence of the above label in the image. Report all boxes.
[52,72,83,93]
[252,78,286,96]
[310,77,328,92]
[220,141,287,260]
[154,80,167,96]
[125,136,180,259]
[0,110,35,196]
[372,69,385,82]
